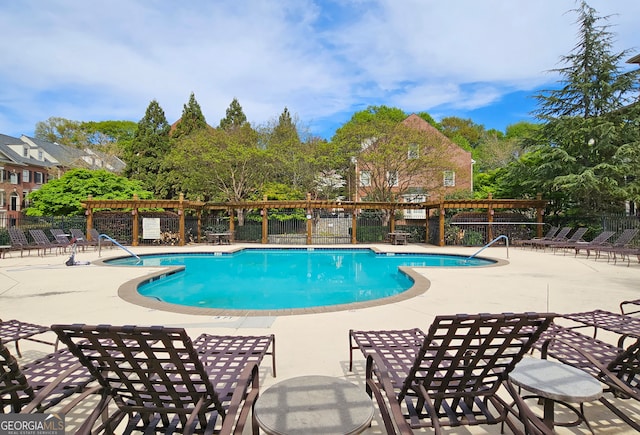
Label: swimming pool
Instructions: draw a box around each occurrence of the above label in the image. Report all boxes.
[108,248,497,314]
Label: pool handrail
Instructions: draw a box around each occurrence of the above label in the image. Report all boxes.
[98,234,140,262]
[467,235,509,260]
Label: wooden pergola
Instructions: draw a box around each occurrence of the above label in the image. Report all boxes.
[82,193,546,247]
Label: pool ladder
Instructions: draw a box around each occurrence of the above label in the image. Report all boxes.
[98,233,141,262]
[467,235,509,260]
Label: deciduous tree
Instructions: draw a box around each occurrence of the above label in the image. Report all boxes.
[25,169,152,216]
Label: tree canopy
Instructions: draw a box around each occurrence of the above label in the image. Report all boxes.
[123,100,171,197]
[26,169,152,216]
[171,92,208,139]
[511,0,640,217]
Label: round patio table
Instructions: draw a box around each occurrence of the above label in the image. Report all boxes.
[509,357,602,431]
[254,375,374,435]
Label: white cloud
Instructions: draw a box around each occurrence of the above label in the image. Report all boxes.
[0,0,638,138]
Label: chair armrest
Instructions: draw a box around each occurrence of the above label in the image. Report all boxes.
[503,378,553,435]
[19,362,89,413]
[365,354,413,435]
[216,362,260,435]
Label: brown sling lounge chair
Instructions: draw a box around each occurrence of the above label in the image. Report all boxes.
[533,322,640,432]
[349,312,555,434]
[29,229,59,255]
[587,228,639,261]
[8,228,40,257]
[52,324,273,435]
[526,226,572,249]
[1,339,95,414]
[546,227,588,253]
[514,226,559,248]
[572,230,616,257]
[0,319,56,357]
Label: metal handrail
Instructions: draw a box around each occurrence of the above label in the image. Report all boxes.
[467,235,509,259]
[98,234,140,262]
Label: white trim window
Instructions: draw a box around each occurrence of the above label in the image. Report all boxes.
[23,170,30,183]
[34,172,44,184]
[9,172,18,184]
[0,190,5,208]
[387,171,399,187]
[359,170,371,187]
[443,170,455,187]
[408,143,419,159]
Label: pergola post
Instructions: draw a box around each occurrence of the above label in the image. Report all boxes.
[131,194,139,247]
[178,193,185,246]
[438,203,445,247]
[229,208,235,242]
[261,195,268,244]
[306,193,312,245]
[351,211,357,244]
[536,193,544,238]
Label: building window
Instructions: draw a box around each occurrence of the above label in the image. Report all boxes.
[23,147,29,158]
[408,143,419,159]
[0,190,5,207]
[9,172,18,184]
[387,171,399,187]
[359,171,371,187]
[38,149,43,160]
[34,172,44,184]
[443,170,455,187]
[9,192,20,211]
[23,170,30,182]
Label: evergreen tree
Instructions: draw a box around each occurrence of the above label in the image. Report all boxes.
[509,1,640,217]
[123,100,171,195]
[172,92,207,138]
[219,98,248,130]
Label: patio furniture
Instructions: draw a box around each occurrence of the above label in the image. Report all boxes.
[254,375,373,435]
[509,357,602,432]
[8,228,40,257]
[526,227,573,249]
[546,227,588,253]
[620,298,640,316]
[0,319,56,357]
[28,229,59,255]
[50,229,72,252]
[349,312,555,434]
[69,228,97,250]
[52,324,269,434]
[568,230,616,257]
[206,232,232,245]
[560,309,640,346]
[587,228,639,261]
[193,333,276,377]
[1,339,95,413]
[388,232,409,245]
[89,228,112,248]
[533,322,640,432]
[514,226,559,248]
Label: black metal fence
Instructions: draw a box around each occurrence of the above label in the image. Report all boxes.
[1,211,638,247]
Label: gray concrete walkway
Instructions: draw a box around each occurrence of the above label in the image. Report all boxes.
[2,243,639,433]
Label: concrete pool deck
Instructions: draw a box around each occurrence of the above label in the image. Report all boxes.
[2,242,639,433]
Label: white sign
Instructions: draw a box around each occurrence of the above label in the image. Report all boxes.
[142,218,161,239]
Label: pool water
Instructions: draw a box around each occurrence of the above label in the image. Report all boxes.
[108,249,494,310]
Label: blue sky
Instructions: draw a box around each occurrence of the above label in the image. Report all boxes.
[0,0,638,141]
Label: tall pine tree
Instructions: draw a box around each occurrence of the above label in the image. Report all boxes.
[171,92,207,139]
[526,1,640,217]
[219,98,248,130]
[123,100,171,195]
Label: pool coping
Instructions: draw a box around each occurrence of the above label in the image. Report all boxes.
[94,247,508,317]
